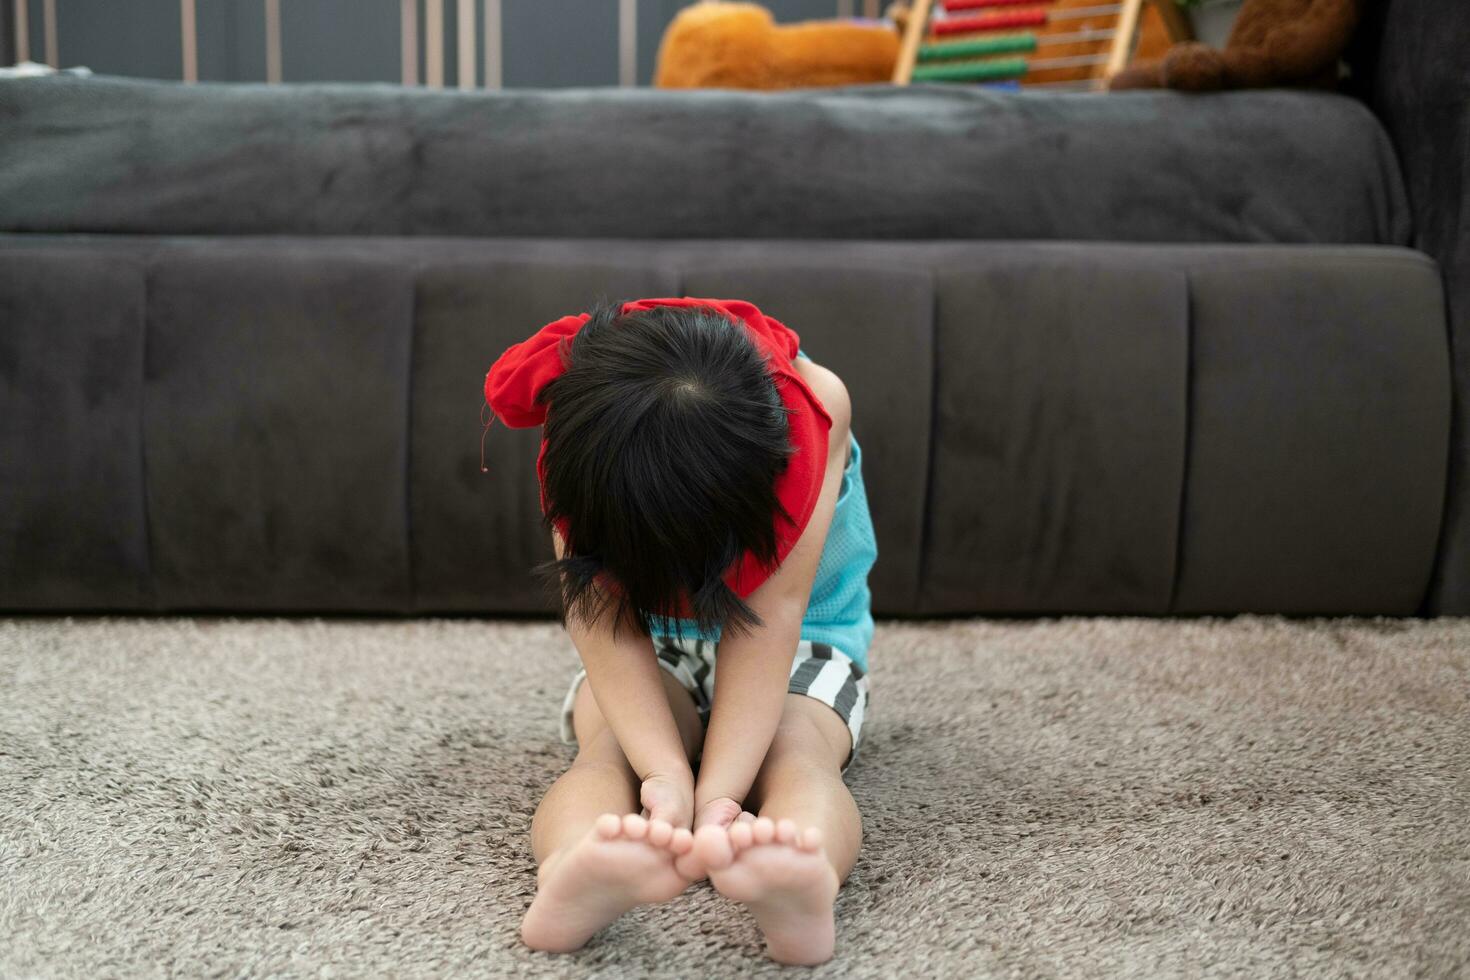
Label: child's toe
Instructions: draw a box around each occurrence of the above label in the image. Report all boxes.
[673,847,704,881]
[594,813,622,838]
[694,824,735,871]
[775,819,798,844]
[799,826,823,851]
[752,817,776,845]
[670,827,695,854]
[622,814,649,840]
[647,818,674,847]
[729,820,754,850]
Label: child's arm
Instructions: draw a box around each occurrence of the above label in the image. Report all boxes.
[692,365,853,824]
[558,532,696,827]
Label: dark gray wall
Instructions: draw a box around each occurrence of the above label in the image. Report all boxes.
[10,0,855,86]
[0,1,13,66]
[54,0,182,79]
[281,0,401,84]
[503,0,618,88]
[197,0,265,83]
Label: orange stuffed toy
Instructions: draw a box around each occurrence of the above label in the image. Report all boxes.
[655,1,899,90]
[1108,0,1359,91]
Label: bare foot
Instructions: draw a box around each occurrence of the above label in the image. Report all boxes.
[521,813,694,953]
[708,817,839,965]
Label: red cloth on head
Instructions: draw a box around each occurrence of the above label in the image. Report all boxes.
[483,297,832,598]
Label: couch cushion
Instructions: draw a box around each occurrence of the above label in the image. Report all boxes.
[0,236,1449,617]
[0,249,151,608]
[0,76,1410,247]
[143,251,417,610]
[922,255,1189,615]
[1171,249,1449,614]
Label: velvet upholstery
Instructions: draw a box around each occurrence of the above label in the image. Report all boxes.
[0,76,1411,246]
[923,256,1188,615]
[1354,0,1470,612]
[0,237,1449,617]
[0,251,151,608]
[142,252,417,610]
[1172,250,1449,614]
[0,61,1460,615]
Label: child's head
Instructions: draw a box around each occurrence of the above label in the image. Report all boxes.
[538,301,792,637]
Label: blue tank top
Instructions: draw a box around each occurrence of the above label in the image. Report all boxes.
[649,432,878,671]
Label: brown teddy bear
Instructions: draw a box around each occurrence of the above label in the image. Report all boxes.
[1108,0,1359,92]
[655,1,899,90]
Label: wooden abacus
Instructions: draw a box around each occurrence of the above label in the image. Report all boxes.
[893,0,1192,90]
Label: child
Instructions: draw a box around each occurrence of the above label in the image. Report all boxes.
[483,297,877,965]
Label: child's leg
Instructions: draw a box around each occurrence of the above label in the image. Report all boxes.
[531,669,703,860]
[521,671,704,952]
[704,694,859,965]
[747,695,862,879]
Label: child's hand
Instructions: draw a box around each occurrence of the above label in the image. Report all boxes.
[640,772,695,830]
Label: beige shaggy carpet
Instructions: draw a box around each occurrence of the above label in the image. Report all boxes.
[1,616,1467,979]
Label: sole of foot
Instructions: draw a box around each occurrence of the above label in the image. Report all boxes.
[521,813,695,953]
[708,816,839,966]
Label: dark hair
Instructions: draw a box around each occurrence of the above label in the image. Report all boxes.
[536,301,793,637]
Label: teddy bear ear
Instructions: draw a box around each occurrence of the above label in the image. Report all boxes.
[482,313,590,428]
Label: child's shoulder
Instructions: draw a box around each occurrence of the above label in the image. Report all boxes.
[791,357,851,450]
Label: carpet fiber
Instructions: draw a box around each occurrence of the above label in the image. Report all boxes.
[2,616,1467,978]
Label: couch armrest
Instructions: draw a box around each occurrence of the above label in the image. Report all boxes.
[1354,0,1470,611]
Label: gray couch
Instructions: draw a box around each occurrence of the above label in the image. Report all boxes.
[2,3,1465,617]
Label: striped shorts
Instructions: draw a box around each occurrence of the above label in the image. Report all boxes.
[559,637,871,770]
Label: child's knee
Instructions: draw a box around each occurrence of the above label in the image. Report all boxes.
[769,699,851,771]
[759,722,846,787]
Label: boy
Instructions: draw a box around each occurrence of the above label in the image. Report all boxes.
[484,298,876,964]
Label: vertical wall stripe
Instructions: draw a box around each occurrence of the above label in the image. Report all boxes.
[618,0,636,87]
[264,0,281,82]
[456,0,474,88]
[482,0,500,89]
[401,0,418,84]
[42,0,56,65]
[838,0,853,18]
[14,0,29,63]
[180,0,197,81]
[424,0,443,87]
[864,0,880,17]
